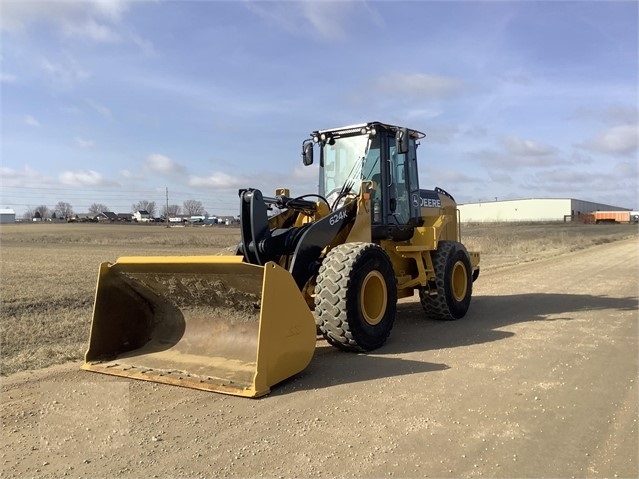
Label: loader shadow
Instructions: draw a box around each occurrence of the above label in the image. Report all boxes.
[385,292,638,354]
[278,292,637,394]
[277,349,450,395]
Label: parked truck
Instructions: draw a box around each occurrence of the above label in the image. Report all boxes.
[592,211,639,224]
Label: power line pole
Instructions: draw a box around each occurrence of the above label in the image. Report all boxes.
[165,187,169,228]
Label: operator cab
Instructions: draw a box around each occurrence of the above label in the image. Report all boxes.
[302,122,425,241]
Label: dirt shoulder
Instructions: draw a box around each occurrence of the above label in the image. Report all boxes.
[2,238,637,478]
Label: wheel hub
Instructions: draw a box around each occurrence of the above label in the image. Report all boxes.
[360,270,387,325]
[451,260,468,302]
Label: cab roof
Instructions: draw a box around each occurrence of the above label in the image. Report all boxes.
[313,121,425,140]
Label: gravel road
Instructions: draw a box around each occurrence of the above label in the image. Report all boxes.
[2,238,637,478]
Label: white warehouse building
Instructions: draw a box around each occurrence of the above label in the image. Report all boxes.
[458,198,629,223]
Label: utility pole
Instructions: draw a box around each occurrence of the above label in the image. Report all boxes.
[165,187,169,228]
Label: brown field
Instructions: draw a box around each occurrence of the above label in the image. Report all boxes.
[1,221,637,376]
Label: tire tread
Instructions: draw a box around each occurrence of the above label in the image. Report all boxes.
[315,242,396,351]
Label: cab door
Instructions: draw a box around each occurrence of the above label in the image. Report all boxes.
[370,128,421,241]
[405,135,421,224]
[387,134,412,225]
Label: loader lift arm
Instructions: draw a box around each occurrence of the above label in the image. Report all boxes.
[238,188,355,290]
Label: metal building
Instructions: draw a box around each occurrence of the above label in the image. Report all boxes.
[0,208,16,224]
[458,198,630,223]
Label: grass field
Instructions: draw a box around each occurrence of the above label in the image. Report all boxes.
[1,221,637,376]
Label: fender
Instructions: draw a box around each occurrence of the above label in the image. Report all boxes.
[289,202,355,289]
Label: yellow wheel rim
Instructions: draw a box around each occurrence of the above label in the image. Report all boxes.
[360,270,387,326]
[451,260,468,302]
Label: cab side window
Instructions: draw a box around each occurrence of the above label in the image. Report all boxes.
[388,137,410,224]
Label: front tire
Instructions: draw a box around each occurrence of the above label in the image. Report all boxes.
[314,243,397,352]
[419,241,472,320]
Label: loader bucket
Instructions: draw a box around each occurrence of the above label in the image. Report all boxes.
[82,256,317,398]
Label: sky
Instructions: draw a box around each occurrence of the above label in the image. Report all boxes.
[1,0,638,218]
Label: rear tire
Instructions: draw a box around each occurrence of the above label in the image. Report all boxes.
[314,243,397,352]
[419,241,472,320]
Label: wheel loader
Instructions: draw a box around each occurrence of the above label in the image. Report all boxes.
[83,121,480,397]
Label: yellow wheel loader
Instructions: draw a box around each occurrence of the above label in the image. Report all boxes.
[83,122,480,397]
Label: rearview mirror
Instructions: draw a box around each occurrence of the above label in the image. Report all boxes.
[396,128,409,154]
[302,140,314,166]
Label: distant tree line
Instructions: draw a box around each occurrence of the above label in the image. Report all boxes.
[22,199,208,220]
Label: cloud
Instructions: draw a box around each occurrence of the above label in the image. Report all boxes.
[531,168,599,185]
[41,54,90,88]
[473,149,560,169]
[1,0,130,36]
[59,169,118,186]
[129,31,157,57]
[579,124,638,156]
[502,135,557,157]
[1,73,17,83]
[604,106,638,125]
[74,137,95,148]
[374,72,464,100]
[299,2,359,40]
[118,169,146,183]
[569,150,595,165]
[144,154,187,175]
[24,115,40,127]
[244,2,326,38]
[292,164,319,183]
[614,159,639,178]
[62,17,122,43]
[419,162,484,191]
[488,172,514,184]
[433,170,480,184]
[188,167,320,198]
[86,99,112,120]
[0,1,53,31]
[496,71,533,86]
[0,165,44,187]
[571,104,638,125]
[404,108,445,123]
[245,1,380,41]
[189,172,247,190]
[1,0,154,54]
[471,134,563,170]
[518,161,637,207]
[421,124,460,144]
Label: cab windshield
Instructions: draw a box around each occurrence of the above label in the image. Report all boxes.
[320,134,379,202]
